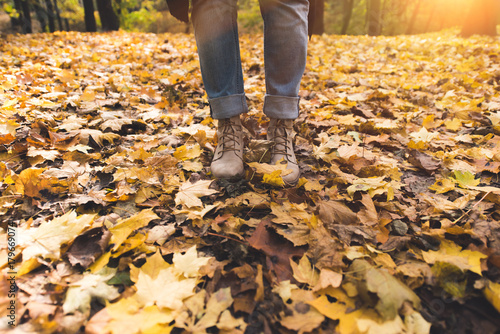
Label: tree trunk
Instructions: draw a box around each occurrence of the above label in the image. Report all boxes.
[33,1,47,32]
[96,0,120,31]
[406,0,422,34]
[53,0,63,31]
[13,0,34,33]
[341,0,354,35]
[461,0,498,37]
[366,0,381,36]
[20,0,32,33]
[45,0,56,32]
[83,0,97,32]
[12,0,23,30]
[308,0,325,36]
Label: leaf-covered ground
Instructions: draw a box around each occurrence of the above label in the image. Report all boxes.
[0,30,500,334]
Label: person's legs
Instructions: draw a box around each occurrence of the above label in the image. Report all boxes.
[192,0,248,119]
[259,0,309,185]
[259,0,309,120]
[192,0,246,179]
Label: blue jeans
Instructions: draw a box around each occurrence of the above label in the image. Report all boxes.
[192,0,309,120]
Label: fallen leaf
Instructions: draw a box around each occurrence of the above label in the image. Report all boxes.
[19,211,95,262]
[291,255,319,286]
[247,219,306,282]
[173,246,213,278]
[316,200,358,226]
[174,179,218,208]
[63,267,120,314]
[350,259,421,320]
[484,280,500,314]
[422,240,487,275]
[108,209,159,251]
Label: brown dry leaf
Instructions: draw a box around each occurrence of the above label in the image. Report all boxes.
[357,193,379,226]
[75,129,121,146]
[247,219,306,282]
[408,149,441,173]
[67,227,111,268]
[316,200,359,226]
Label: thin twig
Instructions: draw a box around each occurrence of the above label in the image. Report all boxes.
[206,232,247,245]
[452,191,491,225]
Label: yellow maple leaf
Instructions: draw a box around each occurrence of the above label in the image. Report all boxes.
[291,255,319,286]
[174,179,218,208]
[133,267,197,309]
[308,295,347,320]
[217,309,247,332]
[0,119,19,136]
[173,204,218,220]
[111,233,147,259]
[108,209,159,251]
[173,143,202,161]
[429,178,455,194]
[131,251,171,282]
[80,90,96,102]
[191,288,234,331]
[346,176,396,200]
[173,246,212,278]
[422,115,443,129]
[421,240,487,275]
[272,280,299,302]
[444,118,462,131]
[104,298,174,334]
[409,127,438,143]
[271,201,311,225]
[484,280,500,314]
[19,211,95,262]
[357,314,406,334]
[262,169,285,187]
[312,133,340,163]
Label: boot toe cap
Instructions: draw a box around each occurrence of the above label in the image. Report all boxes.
[211,159,244,180]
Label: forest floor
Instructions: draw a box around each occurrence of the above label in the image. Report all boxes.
[0,30,500,334]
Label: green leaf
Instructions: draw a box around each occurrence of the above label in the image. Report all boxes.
[451,170,480,188]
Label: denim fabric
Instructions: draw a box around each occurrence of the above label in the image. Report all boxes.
[192,0,309,120]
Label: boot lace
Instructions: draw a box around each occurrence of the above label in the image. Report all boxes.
[270,119,294,163]
[216,118,242,158]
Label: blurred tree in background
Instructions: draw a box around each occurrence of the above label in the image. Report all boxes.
[0,0,498,35]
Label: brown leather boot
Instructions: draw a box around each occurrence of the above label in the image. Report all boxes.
[267,118,300,186]
[211,115,244,180]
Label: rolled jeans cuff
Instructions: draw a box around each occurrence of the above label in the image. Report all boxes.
[263,95,300,119]
[209,93,248,119]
